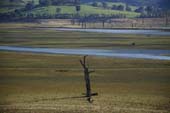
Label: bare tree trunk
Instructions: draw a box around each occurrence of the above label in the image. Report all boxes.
[142,18,144,24]
[81,21,84,28]
[80,56,94,103]
[84,68,91,97]
[102,20,105,28]
[85,22,86,29]
[165,11,169,27]
[166,13,168,26]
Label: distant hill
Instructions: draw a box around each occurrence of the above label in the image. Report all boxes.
[0,0,166,21]
[0,0,161,7]
[81,0,160,6]
[25,5,139,18]
[0,0,140,18]
[0,0,24,6]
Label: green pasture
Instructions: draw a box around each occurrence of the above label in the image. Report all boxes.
[27,5,139,18]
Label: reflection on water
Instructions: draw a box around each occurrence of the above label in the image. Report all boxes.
[1,46,170,60]
[53,28,170,36]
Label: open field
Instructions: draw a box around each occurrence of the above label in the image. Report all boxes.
[0,51,170,113]
[0,25,170,113]
[0,26,170,50]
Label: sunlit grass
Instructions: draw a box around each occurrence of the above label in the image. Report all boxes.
[0,51,170,113]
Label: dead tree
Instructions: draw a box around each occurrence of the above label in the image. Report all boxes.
[80,55,96,103]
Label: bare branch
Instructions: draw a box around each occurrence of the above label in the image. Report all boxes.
[83,55,88,66]
[83,56,86,66]
[89,70,95,73]
[87,61,90,68]
[80,60,85,68]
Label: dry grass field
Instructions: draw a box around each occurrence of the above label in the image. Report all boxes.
[0,26,170,50]
[0,24,170,113]
[0,51,170,113]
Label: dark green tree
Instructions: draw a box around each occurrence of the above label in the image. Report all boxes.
[75,0,81,15]
[102,2,108,9]
[125,4,131,11]
[25,1,35,10]
[145,6,154,17]
[92,2,98,7]
[14,9,23,17]
[135,6,144,13]
[39,0,52,6]
[76,5,81,12]
[111,5,117,10]
[56,8,61,14]
[117,5,124,11]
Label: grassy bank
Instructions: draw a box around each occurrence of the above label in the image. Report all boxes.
[0,51,170,113]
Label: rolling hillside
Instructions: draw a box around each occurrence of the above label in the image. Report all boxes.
[0,0,161,6]
[1,0,164,20]
[81,0,161,6]
[87,2,138,11]
[0,1,140,18]
[27,5,139,18]
[0,0,24,6]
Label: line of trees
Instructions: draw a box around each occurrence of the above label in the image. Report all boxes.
[134,0,170,19]
[22,0,80,11]
[0,9,126,22]
[24,0,79,10]
[111,5,126,11]
[135,6,163,18]
[91,2,132,11]
[39,0,79,6]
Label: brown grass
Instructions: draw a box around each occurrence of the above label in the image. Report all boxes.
[0,51,170,113]
[0,27,170,50]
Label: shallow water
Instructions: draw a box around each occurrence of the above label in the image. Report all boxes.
[53,28,170,36]
[1,46,170,60]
